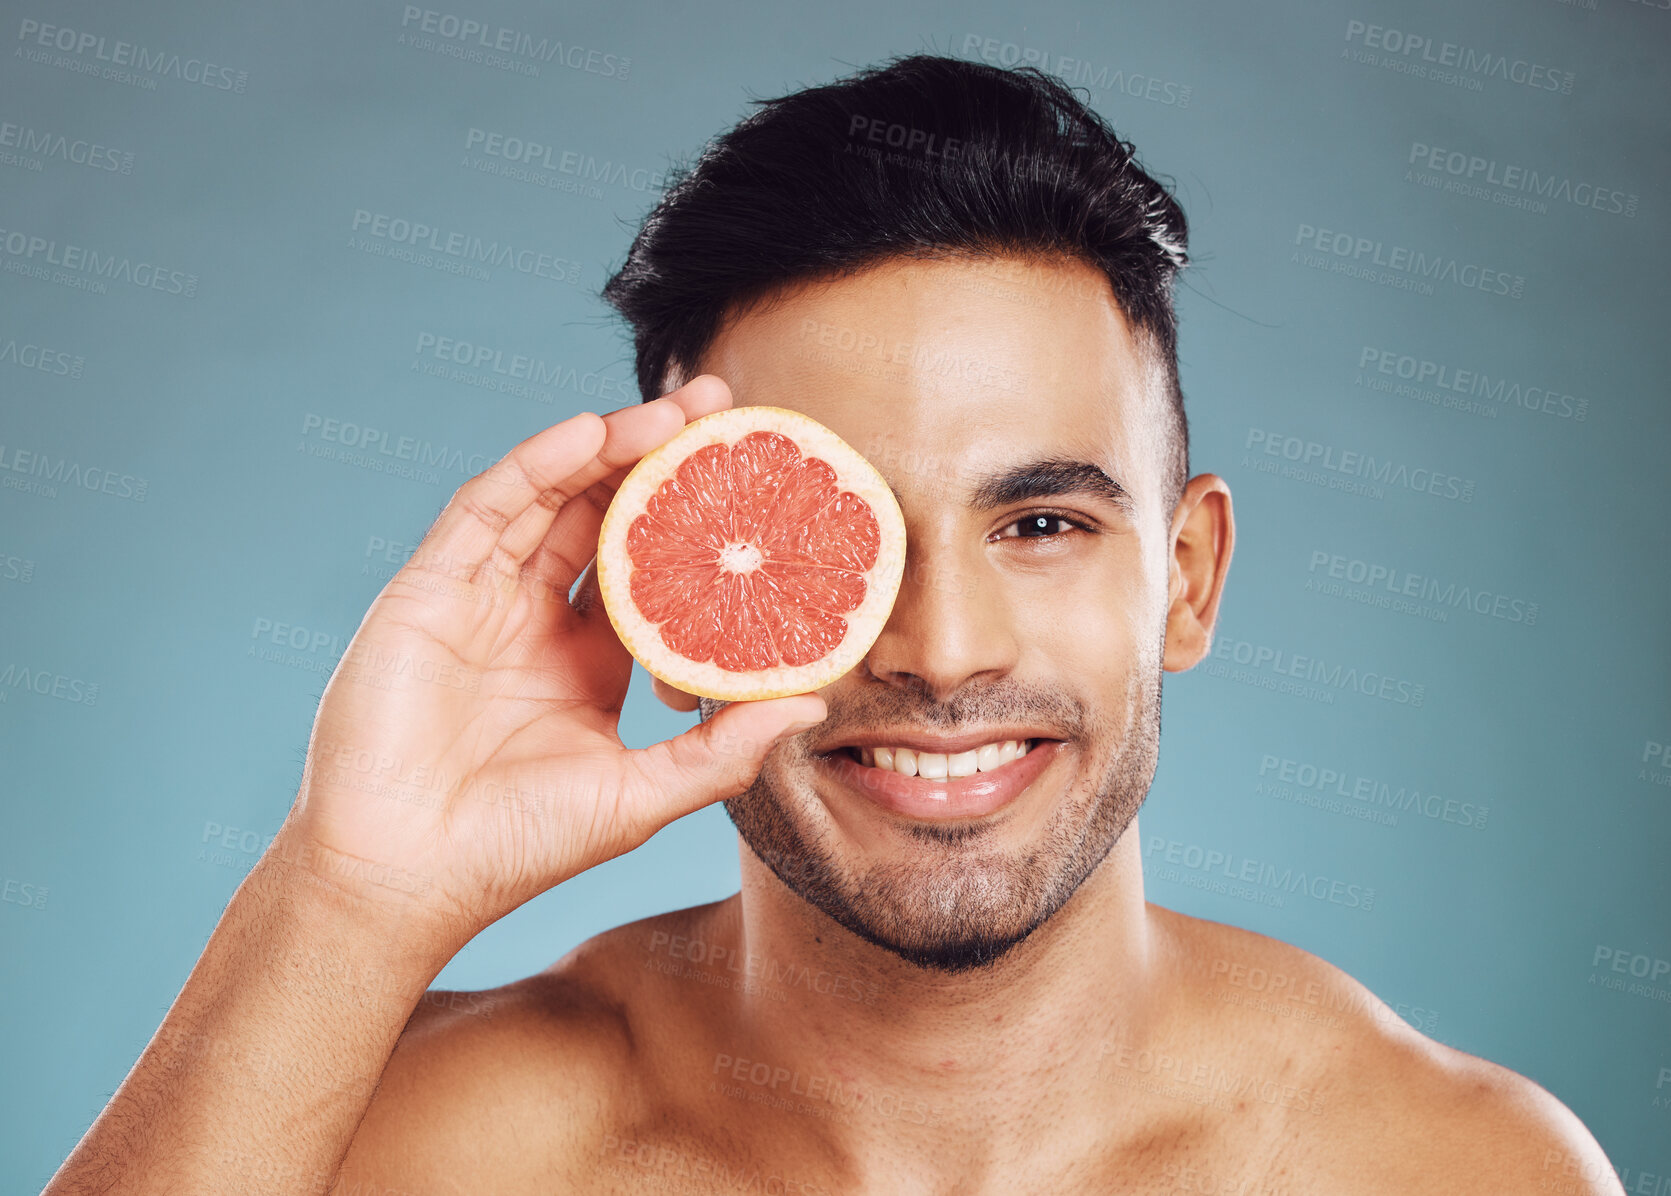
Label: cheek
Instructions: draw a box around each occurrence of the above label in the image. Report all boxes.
[1023,549,1160,663]
[1031,569,1163,754]
[1036,602,1147,688]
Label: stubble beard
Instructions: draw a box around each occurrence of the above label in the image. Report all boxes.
[714,663,1164,975]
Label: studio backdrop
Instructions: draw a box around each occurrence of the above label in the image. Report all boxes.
[2,0,1667,1190]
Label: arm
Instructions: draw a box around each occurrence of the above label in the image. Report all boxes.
[42,376,825,1195]
[43,848,454,1196]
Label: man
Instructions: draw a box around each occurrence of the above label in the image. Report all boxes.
[47,54,1621,1195]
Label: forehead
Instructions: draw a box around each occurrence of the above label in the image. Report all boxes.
[691,254,1165,509]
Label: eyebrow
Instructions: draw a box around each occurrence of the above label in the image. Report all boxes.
[967,457,1136,516]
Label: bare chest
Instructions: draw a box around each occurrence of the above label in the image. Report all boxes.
[549,1096,1367,1196]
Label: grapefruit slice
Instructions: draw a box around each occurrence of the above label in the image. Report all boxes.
[596,406,906,701]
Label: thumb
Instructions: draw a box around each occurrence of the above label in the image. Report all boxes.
[626,693,827,823]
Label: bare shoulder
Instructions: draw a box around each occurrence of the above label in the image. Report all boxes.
[1340,1012,1624,1194]
[334,902,724,1194]
[1154,906,1623,1195]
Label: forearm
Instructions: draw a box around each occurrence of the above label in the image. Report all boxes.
[43,840,458,1196]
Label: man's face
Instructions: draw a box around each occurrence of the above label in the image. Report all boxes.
[692,253,1176,973]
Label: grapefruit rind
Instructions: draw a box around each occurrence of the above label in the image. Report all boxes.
[596,406,906,702]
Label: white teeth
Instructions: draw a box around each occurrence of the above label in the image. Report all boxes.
[858,739,1036,778]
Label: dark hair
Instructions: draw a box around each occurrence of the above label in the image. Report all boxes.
[601,52,1191,509]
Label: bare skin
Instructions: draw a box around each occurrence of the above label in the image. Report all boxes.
[44,255,1621,1196]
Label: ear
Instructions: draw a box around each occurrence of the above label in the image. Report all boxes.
[651,675,702,713]
[1162,473,1234,672]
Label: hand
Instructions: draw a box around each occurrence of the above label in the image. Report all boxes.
[270,376,826,952]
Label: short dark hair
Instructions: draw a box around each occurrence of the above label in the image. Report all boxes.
[601,52,1191,510]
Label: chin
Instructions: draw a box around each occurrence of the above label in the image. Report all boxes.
[728,778,1089,974]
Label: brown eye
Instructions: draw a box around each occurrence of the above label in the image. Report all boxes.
[996,514,1082,540]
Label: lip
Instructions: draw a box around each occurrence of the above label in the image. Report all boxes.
[816,738,1064,821]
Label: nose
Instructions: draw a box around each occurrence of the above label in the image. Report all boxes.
[860,535,1019,702]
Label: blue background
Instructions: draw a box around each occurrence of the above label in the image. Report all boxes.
[3,0,1668,1190]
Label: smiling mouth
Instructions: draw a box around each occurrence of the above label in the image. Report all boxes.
[833,740,1043,780]
[814,735,1064,821]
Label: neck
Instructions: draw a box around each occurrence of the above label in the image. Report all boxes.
[709,818,1163,1180]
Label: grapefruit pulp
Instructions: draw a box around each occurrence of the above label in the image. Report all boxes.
[596,406,906,701]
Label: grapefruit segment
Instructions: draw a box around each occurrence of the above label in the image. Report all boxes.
[596,406,906,701]
[803,491,881,572]
[729,431,802,540]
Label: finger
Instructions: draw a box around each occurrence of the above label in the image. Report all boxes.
[416,411,607,582]
[568,375,736,504]
[623,693,828,826]
[490,398,693,581]
[518,476,626,606]
[651,676,701,713]
[661,374,734,422]
[521,375,736,598]
[583,374,736,499]
[518,475,623,607]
